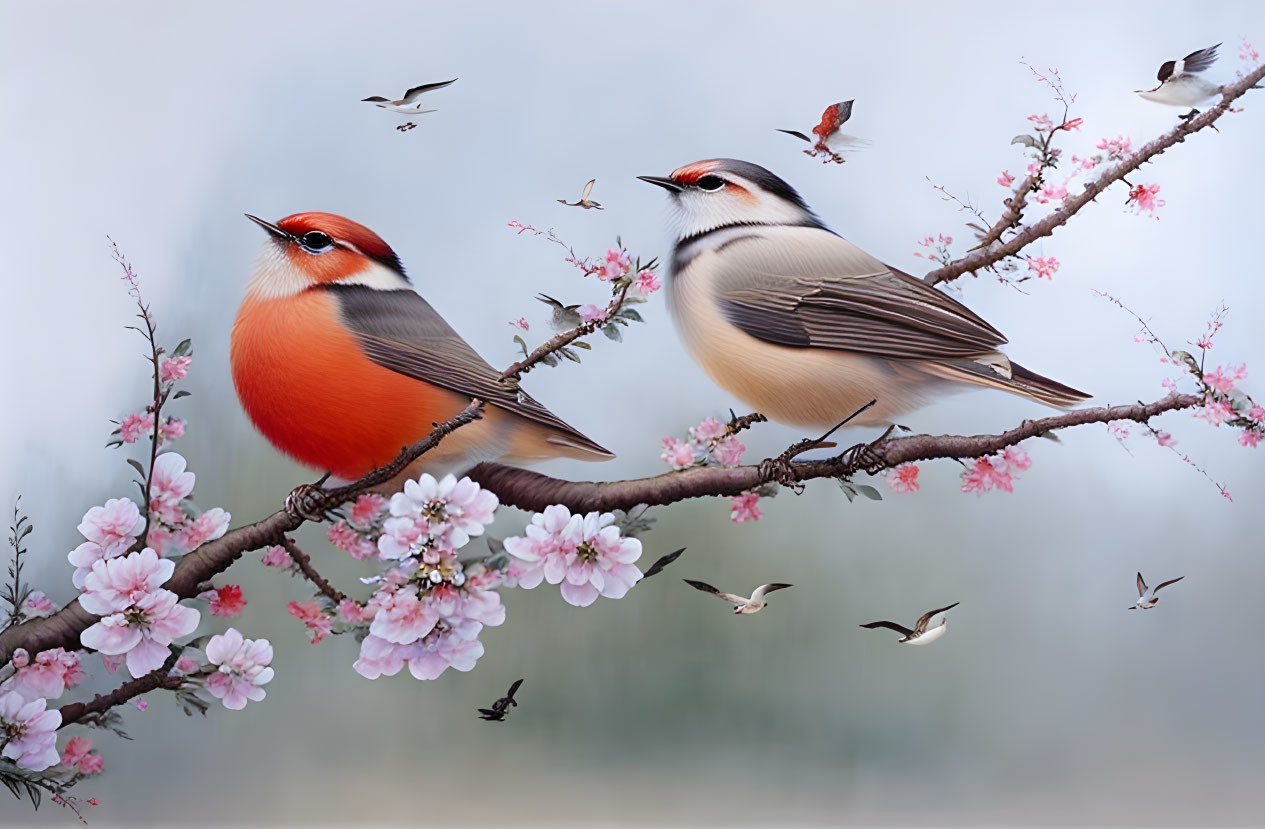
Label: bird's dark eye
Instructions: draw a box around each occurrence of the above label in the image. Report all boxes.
[696,175,726,192]
[299,231,333,251]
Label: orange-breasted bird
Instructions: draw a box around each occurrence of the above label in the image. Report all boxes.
[231,212,613,483]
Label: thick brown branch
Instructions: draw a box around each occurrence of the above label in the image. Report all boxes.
[467,394,1202,512]
[282,537,345,603]
[924,62,1265,286]
[58,665,184,728]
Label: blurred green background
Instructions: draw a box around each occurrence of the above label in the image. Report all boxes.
[2,1,1264,825]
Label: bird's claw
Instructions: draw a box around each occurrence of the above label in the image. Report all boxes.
[285,482,331,523]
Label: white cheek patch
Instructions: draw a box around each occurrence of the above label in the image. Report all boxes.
[245,243,308,300]
[670,180,815,240]
[339,261,411,290]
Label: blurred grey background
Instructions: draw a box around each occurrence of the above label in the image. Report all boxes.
[2,1,1264,825]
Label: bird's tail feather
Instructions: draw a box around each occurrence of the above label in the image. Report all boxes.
[925,357,1090,409]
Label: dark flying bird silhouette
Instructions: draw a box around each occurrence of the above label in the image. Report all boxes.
[478,678,524,722]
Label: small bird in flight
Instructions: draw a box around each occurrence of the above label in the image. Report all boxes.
[642,548,685,580]
[1129,572,1184,610]
[557,179,603,209]
[478,678,524,722]
[362,79,458,114]
[860,602,959,645]
[1135,44,1221,118]
[683,579,792,615]
[778,99,872,164]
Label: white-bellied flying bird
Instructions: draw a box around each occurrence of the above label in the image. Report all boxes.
[860,602,959,645]
[362,79,457,114]
[1135,44,1221,117]
[637,159,1089,430]
[1129,572,1184,610]
[683,579,792,615]
[778,100,871,163]
[558,179,603,209]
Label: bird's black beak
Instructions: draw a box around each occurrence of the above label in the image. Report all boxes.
[637,175,683,194]
[245,214,291,242]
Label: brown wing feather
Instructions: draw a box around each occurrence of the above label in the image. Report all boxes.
[324,284,611,456]
[913,602,960,634]
[860,620,914,636]
[713,229,1009,361]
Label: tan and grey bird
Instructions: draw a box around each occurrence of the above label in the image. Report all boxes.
[362,79,457,115]
[860,602,959,645]
[1129,572,1184,610]
[1135,44,1221,117]
[683,579,792,615]
[557,179,603,209]
[638,159,1089,429]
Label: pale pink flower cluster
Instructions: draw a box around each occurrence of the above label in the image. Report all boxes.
[1203,364,1247,395]
[1,648,84,701]
[67,497,145,588]
[119,411,155,443]
[1096,136,1132,161]
[1154,430,1177,448]
[1240,429,1262,448]
[1035,183,1068,204]
[198,584,247,617]
[997,170,1015,187]
[378,474,498,560]
[913,234,953,264]
[578,303,605,323]
[260,544,294,569]
[960,446,1032,495]
[729,491,763,523]
[1195,395,1237,426]
[60,735,104,774]
[886,463,920,493]
[1027,256,1060,280]
[287,601,333,644]
[661,417,745,469]
[205,628,274,710]
[159,355,192,382]
[144,453,231,556]
[328,521,377,560]
[1027,113,1054,132]
[0,691,61,771]
[1107,421,1131,441]
[20,591,53,616]
[503,505,643,607]
[508,317,530,331]
[159,417,185,443]
[1127,183,1165,216]
[79,548,200,678]
[1241,37,1260,66]
[634,269,661,296]
[600,248,632,282]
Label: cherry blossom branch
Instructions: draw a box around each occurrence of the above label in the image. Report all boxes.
[923,61,1265,286]
[281,537,345,603]
[57,664,184,729]
[465,394,1203,513]
[500,279,634,381]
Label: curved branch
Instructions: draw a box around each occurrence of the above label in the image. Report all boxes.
[282,537,345,603]
[58,665,184,728]
[923,62,1265,286]
[467,394,1202,512]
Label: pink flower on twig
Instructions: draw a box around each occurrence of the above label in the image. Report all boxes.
[729,491,763,523]
[886,464,920,493]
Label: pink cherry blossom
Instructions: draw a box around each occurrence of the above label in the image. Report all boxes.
[600,248,632,281]
[260,544,293,569]
[159,418,185,442]
[1107,421,1130,441]
[1194,395,1236,425]
[886,464,920,493]
[729,492,763,523]
[350,494,388,528]
[1203,364,1247,395]
[400,628,485,680]
[1155,431,1177,447]
[1027,113,1054,132]
[21,591,53,616]
[1027,256,1060,280]
[61,736,103,774]
[286,601,333,644]
[1026,161,1042,176]
[99,653,126,674]
[88,798,99,806]
[81,588,200,679]
[79,548,173,613]
[999,446,1032,473]
[338,600,374,624]
[712,435,746,467]
[660,437,696,469]
[368,587,439,645]
[2,648,84,702]
[150,452,196,523]
[68,497,146,589]
[1249,405,1265,423]
[961,457,1013,494]
[381,474,499,556]
[1096,136,1132,160]
[690,417,727,443]
[577,304,605,323]
[159,355,192,382]
[119,411,155,443]
[352,634,407,679]
[199,584,246,617]
[503,505,643,607]
[1062,117,1084,131]
[634,269,661,296]
[997,170,1015,187]
[328,521,377,560]
[135,700,147,710]
[1035,183,1068,204]
[1071,154,1098,172]
[171,508,230,554]
[1127,183,1165,216]
[508,317,530,331]
[1240,429,1262,448]
[204,628,274,710]
[175,655,199,674]
[0,692,62,771]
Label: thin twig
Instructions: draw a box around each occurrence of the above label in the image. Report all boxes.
[281,537,345,603]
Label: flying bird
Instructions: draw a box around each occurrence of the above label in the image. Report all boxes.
[683,579,792,615]
[638,159,1089,430]
[231,213,613,484]
[1129,572,1184,610]
[860,602,960,645]
[557,179,603,209]
[778,99,872,163]
[362,79,457,114]
[478,678,524,722]
[641,548,685,579]
[1135,44,1221,117]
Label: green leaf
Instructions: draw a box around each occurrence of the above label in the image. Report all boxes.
[603,324,623,342]
[171,338,193,357]
[126,458,146,477]
[561,348,582,364]
[855,484,883,501]
[837,481,857,502]
[571,340,591,350]
[1011,134,1039,149]
[618,308,644,323]
[105,439,124,448]
[173,390,191,399]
